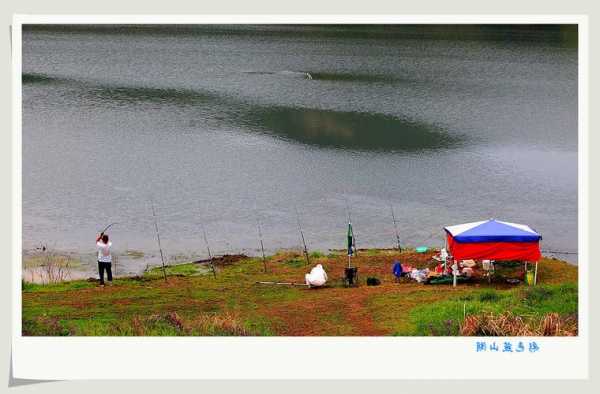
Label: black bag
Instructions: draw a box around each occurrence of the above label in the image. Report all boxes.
[344,267,358,287]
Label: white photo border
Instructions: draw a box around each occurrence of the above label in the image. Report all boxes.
[12,14,589,380]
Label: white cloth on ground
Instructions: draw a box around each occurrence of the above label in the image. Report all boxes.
[305,264,328,287]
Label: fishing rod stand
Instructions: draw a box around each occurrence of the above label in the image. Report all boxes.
[344,267,358,287]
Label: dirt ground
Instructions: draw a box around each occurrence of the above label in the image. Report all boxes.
[22,249,578,336]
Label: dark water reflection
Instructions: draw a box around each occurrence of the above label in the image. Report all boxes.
[22,73,63,84]
[310,72,408,83]
[24,73,460,152]
[23,73,218,106]
[246,106,462,152]
[90,85,216,106]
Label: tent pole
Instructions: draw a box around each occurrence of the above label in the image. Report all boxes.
[452,261,457,288]
[534,261,538,285]
[444,236,448,273]
[524,261,528,283]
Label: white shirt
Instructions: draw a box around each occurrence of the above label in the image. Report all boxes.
[97,241,112,263]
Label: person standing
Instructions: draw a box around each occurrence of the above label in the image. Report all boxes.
[96,232,113,287]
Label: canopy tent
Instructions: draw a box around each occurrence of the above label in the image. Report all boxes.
[444,219,542,285]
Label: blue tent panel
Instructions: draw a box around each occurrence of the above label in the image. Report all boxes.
[450,220,541,243]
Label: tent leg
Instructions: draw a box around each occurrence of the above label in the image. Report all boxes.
[444,238,448,273]
[534,261,538,285]
[453,261,457,287]
[524,261,528,283]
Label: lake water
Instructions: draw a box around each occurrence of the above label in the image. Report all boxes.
[22,25,578,276]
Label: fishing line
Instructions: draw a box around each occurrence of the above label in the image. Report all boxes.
[150,199,168,281]
[294,205,311,266]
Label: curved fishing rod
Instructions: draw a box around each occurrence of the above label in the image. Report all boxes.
[151,199,168,282]
[254,206,268,273]
[98,216,157,234]
[389,204,402,252]
[294,206,311,266]
[99,222,119,234]
[201,223,217,279]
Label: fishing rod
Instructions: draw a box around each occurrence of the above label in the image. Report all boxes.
[99,222,119,234]
[98,218,158,235]
[256,281,309,287]
[294,206,311,266]
[150,200,168,282]
[540,249,578,255]
[202,223,217,278]
[390,204,402,252]
[254,208,268,273]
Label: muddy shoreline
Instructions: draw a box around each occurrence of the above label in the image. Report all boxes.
[22,247,252,283]
[22,245,577,284]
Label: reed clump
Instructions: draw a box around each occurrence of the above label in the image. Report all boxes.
[459,312,577,336]
[130,312,252,336]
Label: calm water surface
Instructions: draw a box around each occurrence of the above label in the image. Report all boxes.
[22,25,578,275]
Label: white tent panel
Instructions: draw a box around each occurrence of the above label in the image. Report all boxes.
[496,220,539,234]
[443,220,487,236]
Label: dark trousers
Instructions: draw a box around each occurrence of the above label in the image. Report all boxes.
[98,261,113,285]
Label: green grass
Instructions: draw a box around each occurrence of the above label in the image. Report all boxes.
[253,285,304,303]
[282,257,307,268]
[22,257,283,336]
[242,314,276,336]
[22,250,579,336]
[144,262,206,278]
[403,283,578,336]
[24,312,265,336]
[22,315,73,336]
[477,289,502,302]
[22,279,96,292]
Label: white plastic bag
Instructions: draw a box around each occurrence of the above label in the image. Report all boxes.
[440,248,448,260]
[305,264,328,287]
[410,268,429,283]
[451,263,459,276]
[482,260,494,271]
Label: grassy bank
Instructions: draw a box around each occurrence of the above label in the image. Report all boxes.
[22,249,578,336]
